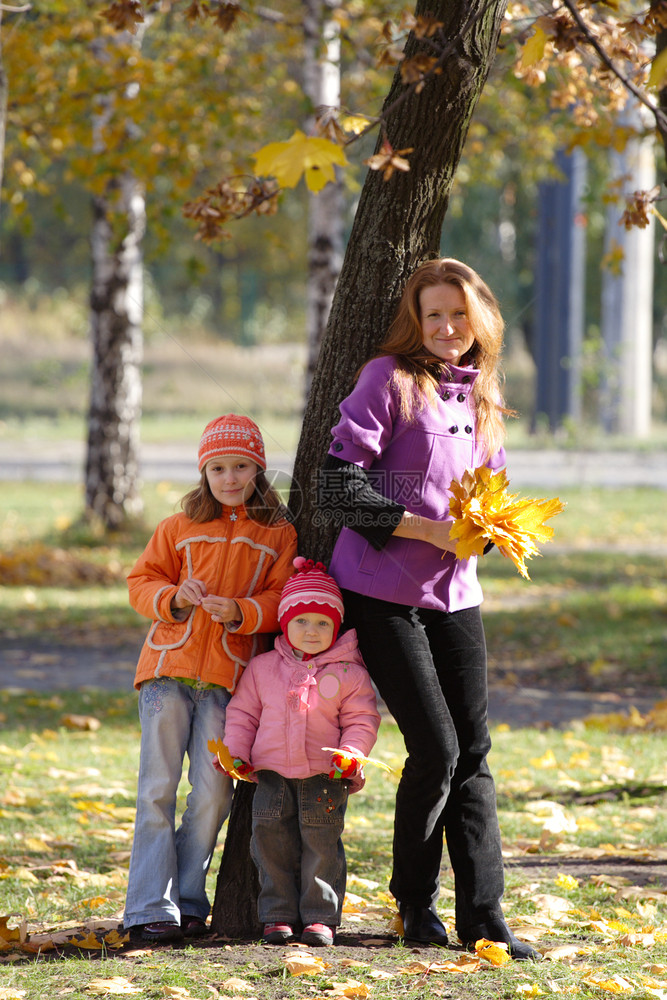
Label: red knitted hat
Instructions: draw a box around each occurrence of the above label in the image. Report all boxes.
[278,557,344,647]
[198,414,267,472]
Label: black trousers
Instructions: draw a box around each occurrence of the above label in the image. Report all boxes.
[342,590,505,936]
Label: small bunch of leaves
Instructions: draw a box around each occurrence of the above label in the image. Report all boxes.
[509,0,665,142]
[448,465,565,579]
[183,0,243,33]
[99,0,144,35]
[182,177,279,243]
[621,186,663,230]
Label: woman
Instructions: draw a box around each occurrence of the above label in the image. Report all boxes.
[317,258,539,960]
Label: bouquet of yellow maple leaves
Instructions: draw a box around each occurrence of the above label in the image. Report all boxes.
[447,466,565,580]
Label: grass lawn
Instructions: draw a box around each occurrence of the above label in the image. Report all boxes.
[1,481,667,998]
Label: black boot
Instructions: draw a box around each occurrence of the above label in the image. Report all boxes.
[458,919,542,962]
[399,904,449,946]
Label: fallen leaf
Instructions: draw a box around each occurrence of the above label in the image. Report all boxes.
[320,981,369,998]
[61,715,101,732]
[219,981,254,994]
[583,973,635,993]
[86,978,142,996]
[475,938,512,966]
[283,954,329,976]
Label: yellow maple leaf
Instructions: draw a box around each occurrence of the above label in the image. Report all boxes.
[475,937,512,965]
[321,747,396,773]
[519,26,548,68]
[447,466,565,579]
[253,130,347,192]
[207,738,253,781]
[582,973,635,993]
[649,47,667,90]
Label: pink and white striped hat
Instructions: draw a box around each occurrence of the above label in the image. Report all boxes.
[278,557,344,645]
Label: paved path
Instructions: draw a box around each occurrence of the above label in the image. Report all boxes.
[1,440,667,489]
[1,637,663,729]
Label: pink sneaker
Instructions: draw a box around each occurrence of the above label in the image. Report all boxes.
[301,923,335,946]
[263,922,294,944]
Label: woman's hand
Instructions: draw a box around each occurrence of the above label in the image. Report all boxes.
[172,577,208,611]
[394,512,458,555]
[201,595,241,624]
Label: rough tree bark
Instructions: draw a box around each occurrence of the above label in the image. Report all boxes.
[210,0,508,939]
[291,0,509,560]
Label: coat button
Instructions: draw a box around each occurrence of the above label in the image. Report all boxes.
[449,425,459,434]
[333,442,344,452]
[462,375,471,383]
[465,425,473,434]
[457,393,465,402]
[442,391,450,400]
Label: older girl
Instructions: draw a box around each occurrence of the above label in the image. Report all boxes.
[123,414,297,942]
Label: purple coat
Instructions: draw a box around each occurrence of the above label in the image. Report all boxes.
[328,355,505,612]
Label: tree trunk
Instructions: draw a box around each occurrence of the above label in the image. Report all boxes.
[303,0,344,401]
[210,0,507,940]
[291,0,508,560]
[210,782,263,939]
[84,173,145,530]
[0,10,7,205]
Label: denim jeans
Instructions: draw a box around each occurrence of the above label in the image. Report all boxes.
[342,591,505,937]
[123,678,233,929]
[250,770,348,927]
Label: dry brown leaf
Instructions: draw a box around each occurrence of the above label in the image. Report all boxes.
[531,894,574,918]
[219,981,254,994]
[541,943,587,962]
[0,917,27,945]
[368,969,395,980]
[61,715,101,732]
[163,988,193,999]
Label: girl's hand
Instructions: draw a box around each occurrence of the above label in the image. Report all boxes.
[172,578,208,610]
[201,595,241,624]
[329,751,360,781]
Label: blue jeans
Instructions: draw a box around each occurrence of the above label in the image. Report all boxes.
[250,770,349,927]
[123,678,233,929]
[342,591,505,938]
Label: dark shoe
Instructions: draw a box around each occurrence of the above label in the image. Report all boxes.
[141,920,184,943]
[263,922,294,944]
[301,923,335,946]
[399,904,449,946]
[459,920,542,962]
[181,915,209,938]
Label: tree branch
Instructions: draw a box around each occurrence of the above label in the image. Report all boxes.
[561,0,667,141]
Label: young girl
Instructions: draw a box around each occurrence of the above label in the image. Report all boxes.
[123,414,297,943]
[220,557,381,947]
[317,258,541,960]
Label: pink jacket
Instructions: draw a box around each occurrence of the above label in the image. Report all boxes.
[223,629,381,792]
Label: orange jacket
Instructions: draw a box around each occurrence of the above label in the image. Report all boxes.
[128,506,297,691]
